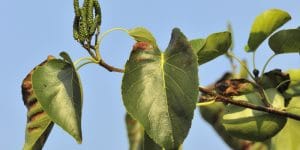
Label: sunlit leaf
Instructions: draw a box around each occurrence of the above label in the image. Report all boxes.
[269,29,300,54]
[271,96,300,150]
[189,38,206,54]
[246,9,291,52]
[197,31,231,65]
[125,113,143,150]
[284,69,300,98]
[122,28,199,149]
[32,52,83,143]
[222,89,287,141]
[128,27,158,48]
[22,56,55,150]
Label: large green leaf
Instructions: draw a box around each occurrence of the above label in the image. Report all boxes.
[269,29,300,54]
[271,96,300,150]
[128,27,158,48]
[32,52,83,143]
[122,28,199,149]
[197,31,231,65]
[125,113,143,150]
[222,88,287,141]
[284,69,300,98]
[246,9,291,52]
[22,56,55,150]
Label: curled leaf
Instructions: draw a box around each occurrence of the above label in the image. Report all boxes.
[22,56,55,150]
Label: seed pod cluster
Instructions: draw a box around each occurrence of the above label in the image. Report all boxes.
[73,0,101,44]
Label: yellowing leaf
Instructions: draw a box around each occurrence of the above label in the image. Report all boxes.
[22,56,55,150]
[246,9,291,52]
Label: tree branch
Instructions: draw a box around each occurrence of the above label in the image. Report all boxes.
[199,87,300,121]
[98,60,124,73]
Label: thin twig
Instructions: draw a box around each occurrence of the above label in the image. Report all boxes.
[199,87,300,121]
[98,60,124,73]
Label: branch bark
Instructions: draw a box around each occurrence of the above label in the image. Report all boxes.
[199,87,300,121]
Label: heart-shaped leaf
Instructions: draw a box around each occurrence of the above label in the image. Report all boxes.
[32,52,83,143]
[222,88,287,141]
[125,113,143,150]
[269,29,300,54]
[128,27,158,48]
[197,31,231,65]
[189,38,206,54]
[246,9,291,52]
[122,28,199,149]
[271,96,300,150]
[284,69,300,99]
[22,56,55,150]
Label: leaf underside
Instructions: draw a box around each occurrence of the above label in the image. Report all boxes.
[32,52,83,143]
[269,29,300,54]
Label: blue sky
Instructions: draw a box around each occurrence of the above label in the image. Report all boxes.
[1,0,299,149]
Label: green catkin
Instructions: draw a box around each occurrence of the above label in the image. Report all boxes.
[87,0,94,28]
[89,15,100,35]
[73,0,81,17]
[78,8,88,42]
[93,0,102,26]
[73,17,80,41]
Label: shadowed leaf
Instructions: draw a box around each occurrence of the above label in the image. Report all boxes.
[269,29,300,54]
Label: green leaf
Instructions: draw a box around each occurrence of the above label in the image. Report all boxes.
[125,113,143,150]
[32,52,83,143]
[246,9,291,52]
[284,69,300,98]
[143,132,162,150]
[22,56,55,150]
[269,29,300,54]
[189,38,206,54]
[122,28,199,149]
[271,96,300,150]
[222,88,287,141]
[128,27,158,48]
[197,31,231,65]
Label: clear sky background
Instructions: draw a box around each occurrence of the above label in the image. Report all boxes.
[1,0,300,150]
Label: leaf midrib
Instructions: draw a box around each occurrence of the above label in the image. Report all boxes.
[160,52,175,145]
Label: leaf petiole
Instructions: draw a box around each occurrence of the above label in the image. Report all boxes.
[95,27,130,60]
